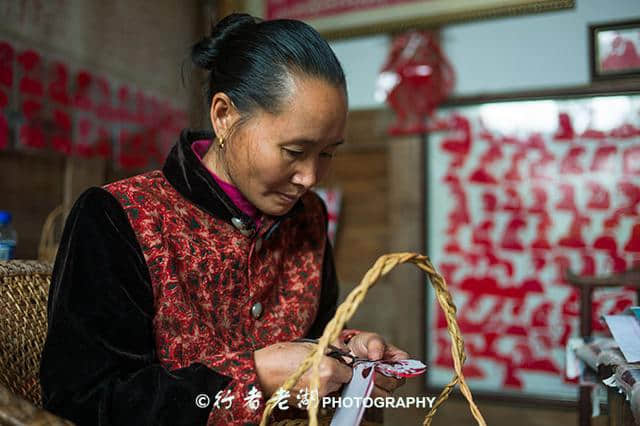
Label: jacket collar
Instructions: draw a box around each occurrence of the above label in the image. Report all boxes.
[162,129,303,238]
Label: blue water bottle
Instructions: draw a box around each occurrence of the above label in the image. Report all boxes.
[0,211,17,260]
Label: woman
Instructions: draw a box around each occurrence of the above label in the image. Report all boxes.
[40,13,408,425]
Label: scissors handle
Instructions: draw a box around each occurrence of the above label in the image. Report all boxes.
[293,338,362,366]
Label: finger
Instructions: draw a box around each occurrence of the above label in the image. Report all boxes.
[328,357,353,384]
[367,336,386,361]
[311,359,351,397]
[330,337,349,352]
[383,344,410,361]
[370,384,391,399]
[348,332,383,359]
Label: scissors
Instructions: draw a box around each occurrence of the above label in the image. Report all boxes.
[294,337,370,367]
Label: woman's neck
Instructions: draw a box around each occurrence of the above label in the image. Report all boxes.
[202,144,233,185]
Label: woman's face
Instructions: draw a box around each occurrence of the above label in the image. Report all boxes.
[210,76,348,217]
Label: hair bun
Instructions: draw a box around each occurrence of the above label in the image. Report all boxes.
[191,13,259,70]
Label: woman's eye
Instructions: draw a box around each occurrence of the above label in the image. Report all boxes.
[283,148,304,158]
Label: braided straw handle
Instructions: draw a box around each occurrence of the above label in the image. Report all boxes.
[259,252,486,426]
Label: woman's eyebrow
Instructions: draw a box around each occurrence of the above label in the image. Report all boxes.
[286,139,345,146]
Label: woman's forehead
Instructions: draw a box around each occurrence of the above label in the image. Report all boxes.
[243,78,346,142]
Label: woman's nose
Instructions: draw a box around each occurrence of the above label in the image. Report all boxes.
[292,159,319,189]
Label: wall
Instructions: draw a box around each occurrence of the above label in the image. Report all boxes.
[323,109,395,339]
[0,0,202,104]
[328,1,639,424]
[0,0,205,258]
[330,0,640,109]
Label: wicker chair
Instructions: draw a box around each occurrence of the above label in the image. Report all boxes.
[0,260,72,425]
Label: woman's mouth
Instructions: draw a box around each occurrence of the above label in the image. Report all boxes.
[277,192,299,203]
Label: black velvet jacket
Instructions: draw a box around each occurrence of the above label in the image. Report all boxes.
[39,129,339,426]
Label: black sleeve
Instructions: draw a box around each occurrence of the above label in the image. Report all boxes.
[304,193,340,340]
[39,187,231,426]
[304,240,339,339]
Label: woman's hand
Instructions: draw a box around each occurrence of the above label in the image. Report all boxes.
[254,341,352,405]
[344,331,410,397]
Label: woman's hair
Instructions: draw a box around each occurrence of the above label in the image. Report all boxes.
[191,13,347,116]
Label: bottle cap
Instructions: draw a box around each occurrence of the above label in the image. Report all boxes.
[0,211,12,225]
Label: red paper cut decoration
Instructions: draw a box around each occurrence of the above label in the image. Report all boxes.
[48,61,70,106]
[557,211,590,249]
[0,41,13,150]
[610,122,640,139]
[482,191,498,213]
[73,70,93,110]
[623,146,640,175]
[591,145,617,172]
[51,108,72,154]
[500,215,527,251]
[19,98,45,148]
[559,146,586,174]
[554,112,574,141]
[440,114,471,167]
[0,42,14,87]
[528,186,548,214]
[378,31,454,135]
[593,234,618,252]
[555,183,577,211]
[625,224,640,253]
[586,181,611,210]
[502,187,523,212]
[17,49,44,97]
[531,212,552,250]
[95,77,113,120]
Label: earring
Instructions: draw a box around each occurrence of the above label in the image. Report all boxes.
[217,135,225,149]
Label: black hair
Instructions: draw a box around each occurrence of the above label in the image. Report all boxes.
[191,13,347,116]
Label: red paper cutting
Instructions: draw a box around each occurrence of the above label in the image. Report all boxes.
[380,31,455,135]
[0,41,14,87]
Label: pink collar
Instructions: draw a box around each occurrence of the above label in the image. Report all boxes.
[191,139,262,226]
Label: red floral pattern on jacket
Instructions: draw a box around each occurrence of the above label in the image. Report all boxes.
[105,170,327,425]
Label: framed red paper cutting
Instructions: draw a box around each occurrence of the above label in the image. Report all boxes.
[590,19,640,81]
[426,92,640,399]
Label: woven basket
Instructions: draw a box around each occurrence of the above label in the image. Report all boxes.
[262,253,487,426]
[0,260,53,405]
[0,260,75,425]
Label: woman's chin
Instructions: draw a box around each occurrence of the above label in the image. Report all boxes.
[259,195,298,216]
[262,204,293,217]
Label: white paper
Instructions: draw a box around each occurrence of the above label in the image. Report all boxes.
[330,362,376,426]
[602,375,617,387]
[566,337,584,380]
[603,315,640,363]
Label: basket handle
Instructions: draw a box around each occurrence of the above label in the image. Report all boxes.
[260,252,486,426]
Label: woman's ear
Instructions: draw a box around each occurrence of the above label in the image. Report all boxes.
[209,92,239,138]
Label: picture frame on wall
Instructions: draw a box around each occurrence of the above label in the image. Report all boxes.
[245,0,575,39]
[590,19,640,81]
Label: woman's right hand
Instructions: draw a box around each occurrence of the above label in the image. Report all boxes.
[254,341,352,405]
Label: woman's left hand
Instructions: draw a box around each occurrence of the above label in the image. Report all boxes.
[342,331,410,397]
